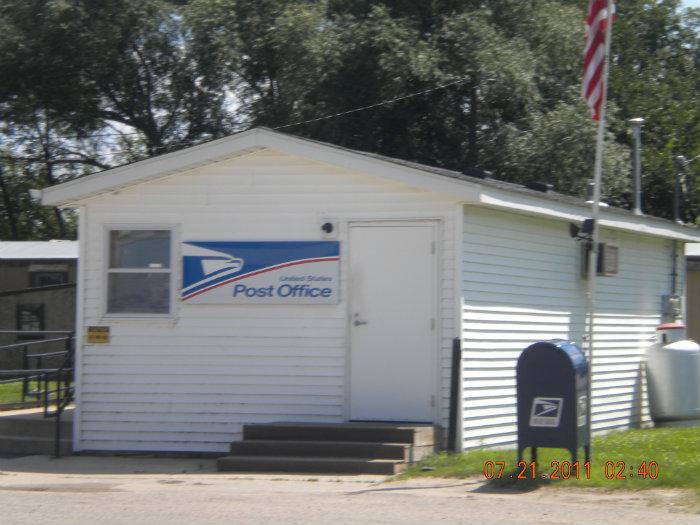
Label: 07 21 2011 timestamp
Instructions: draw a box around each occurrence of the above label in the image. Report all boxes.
[483,460,591,480]
[483,460,661,480]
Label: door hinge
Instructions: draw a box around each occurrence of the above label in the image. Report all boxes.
[431,318,436,330]
[431,241,436,254]
[431,395,436,407]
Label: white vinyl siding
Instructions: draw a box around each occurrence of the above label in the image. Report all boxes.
[461,206,676,449]
[76,149,458,453]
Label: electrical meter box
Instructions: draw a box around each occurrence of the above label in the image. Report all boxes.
[516,340,590,463]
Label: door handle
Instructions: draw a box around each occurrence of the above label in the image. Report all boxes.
[353,312,368,327]
[353,312,369,326]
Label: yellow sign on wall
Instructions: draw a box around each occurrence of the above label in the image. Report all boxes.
[86,326,110,344]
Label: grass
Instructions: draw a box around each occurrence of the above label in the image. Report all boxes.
[0,381,24,404]
[0,380,69,405]
[401,427,700,501]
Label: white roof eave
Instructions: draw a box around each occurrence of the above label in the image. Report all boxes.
[478,188,700,242]
[0,241,78,260]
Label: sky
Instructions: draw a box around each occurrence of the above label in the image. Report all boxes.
[684,0,700,8]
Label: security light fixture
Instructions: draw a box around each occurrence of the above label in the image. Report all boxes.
[581,218,595,235]
[570,219,595,241]
[569,223,581,238]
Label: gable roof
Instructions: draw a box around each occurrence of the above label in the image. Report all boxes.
[40,127,700,242]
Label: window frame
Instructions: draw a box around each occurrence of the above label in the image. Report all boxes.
[102,224,178,318]
[30,271,68,288]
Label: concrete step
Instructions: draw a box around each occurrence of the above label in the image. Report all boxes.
[220,422,438,474]
[243,423,436,446]
[229,440,434,461]
[0,408,73,455]
[217,455,406,475]
[0,413,72,440]
[0,435,72,456]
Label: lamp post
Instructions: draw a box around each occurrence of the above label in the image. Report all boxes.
[628,117,645,216]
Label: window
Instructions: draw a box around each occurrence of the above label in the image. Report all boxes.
[16,304,45,341]
[28,264,70,288]
[582,243,619,278]
[107,229,172,314]
[30,271,68,287]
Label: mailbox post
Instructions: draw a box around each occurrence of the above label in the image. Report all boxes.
[516,340,590,464]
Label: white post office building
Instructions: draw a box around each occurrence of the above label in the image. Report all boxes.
[41,128,700,457]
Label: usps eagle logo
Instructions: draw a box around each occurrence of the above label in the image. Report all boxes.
[529,397,564,428]
[181,244,245,300]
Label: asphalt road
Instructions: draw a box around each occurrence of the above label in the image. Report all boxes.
[0,455,696,525]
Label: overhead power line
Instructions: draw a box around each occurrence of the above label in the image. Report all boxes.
[272,76,469,130]
[6,76,471,162]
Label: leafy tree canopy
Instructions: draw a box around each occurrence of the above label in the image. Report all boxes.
[0,0,698,238]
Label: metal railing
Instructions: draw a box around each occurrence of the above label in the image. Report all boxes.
[0,330,74,457]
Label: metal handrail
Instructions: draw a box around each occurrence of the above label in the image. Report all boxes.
[17,350,67,359]
[0,331,74,457]
[0,337,71,352]
[0,330,72,334]
[0,376,40,384]
[0,369,65,375]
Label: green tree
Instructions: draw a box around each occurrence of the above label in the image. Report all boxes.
[0,0,232,238]
[498,98,631,203]
[606,0,700,220]
[4,0,700,241]
[0,0,230,155]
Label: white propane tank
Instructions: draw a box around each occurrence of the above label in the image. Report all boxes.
[645,323,700,423]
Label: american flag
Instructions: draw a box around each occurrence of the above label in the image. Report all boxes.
[582,0,615,121]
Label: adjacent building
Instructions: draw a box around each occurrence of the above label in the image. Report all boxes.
[0,240,78,368]
[686,244,700,342]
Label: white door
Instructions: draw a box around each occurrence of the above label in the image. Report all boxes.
[349,222,437,422]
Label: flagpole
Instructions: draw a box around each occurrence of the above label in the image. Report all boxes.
[585,0,614,459]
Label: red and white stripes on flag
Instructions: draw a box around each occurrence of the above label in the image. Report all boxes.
[582,0,615,121]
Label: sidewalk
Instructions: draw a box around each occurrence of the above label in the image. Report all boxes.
[0,455,696,524]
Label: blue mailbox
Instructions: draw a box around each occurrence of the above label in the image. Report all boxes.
[516,340,590,464]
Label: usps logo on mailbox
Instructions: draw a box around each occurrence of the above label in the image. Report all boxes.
[529,397,564,427]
